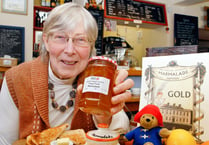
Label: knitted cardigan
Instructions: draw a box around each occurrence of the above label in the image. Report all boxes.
[5,56,96,139]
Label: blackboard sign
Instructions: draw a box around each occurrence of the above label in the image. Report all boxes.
[0,25,25,64]
[174,14,198,46]
[87,8,104,56]
[104,0,167,26]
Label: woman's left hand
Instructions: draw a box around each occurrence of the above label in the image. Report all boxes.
[77,69,134,125]
[93,69,134,125]
[111,69,134,115]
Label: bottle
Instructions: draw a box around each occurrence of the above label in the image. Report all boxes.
[40,16,44,27]
[41,13,46,27]
[41,0,46,6]
[50,0,56,8]
[56,0,60,6]
[35,10,41,27]
[45,0,51,7]
[60,0,64,5]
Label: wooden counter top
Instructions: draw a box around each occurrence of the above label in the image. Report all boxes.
[0,66,11,72]
[128,68,141,76]
[126,96,140,102]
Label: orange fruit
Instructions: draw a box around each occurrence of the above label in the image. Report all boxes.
[166,129,196,145]
[201,141,209,145]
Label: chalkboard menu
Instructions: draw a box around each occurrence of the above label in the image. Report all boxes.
[104,0,167,26]
[0,25,25,64]
[174,14,198,46]
[87,8,104,56]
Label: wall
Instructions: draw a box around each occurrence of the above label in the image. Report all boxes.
[0,1,208,64]
[104,1,209,67]
[0,1,34,62]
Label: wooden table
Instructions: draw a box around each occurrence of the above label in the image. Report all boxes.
[12,139,26,145]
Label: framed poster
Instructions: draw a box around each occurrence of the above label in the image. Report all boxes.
[0,25,25,64]
[1,0,28,15]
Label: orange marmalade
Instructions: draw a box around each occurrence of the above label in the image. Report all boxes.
[79,56,117,115]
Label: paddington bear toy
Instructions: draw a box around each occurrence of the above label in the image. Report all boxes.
[124,104,170,145]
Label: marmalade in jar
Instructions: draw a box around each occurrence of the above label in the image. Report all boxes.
[78,56,117,115]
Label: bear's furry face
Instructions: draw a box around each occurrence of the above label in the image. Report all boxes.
[140,114,158,130]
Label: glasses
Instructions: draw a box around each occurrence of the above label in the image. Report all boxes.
[50,33,91,47]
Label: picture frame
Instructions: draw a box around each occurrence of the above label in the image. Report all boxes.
[1,0,28,15]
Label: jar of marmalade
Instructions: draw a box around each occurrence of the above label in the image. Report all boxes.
[79,56,117,115]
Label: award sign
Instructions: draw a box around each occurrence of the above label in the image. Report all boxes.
[140,53,209,142]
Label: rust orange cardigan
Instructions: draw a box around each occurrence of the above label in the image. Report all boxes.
[5,56,96,139]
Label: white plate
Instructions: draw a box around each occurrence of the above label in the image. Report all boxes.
[84,143,120,145]
[50,140,73,145]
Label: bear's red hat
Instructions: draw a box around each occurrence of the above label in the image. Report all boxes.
[134,104,163,126]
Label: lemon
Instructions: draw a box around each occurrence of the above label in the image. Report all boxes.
[201,141,209,145]
[166,129,196,145]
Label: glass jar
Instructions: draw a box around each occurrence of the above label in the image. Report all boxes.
[78,56,117,115]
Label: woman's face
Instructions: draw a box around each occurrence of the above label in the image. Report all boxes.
[43,22,91,79]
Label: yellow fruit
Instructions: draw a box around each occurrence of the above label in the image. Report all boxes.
[166,129,196,145]
[201,141,209,145]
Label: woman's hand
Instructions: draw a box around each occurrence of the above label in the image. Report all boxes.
[111,69,134,115]
[93,69,134,125]
[77,69,134,125]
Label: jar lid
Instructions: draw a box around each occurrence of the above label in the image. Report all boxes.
[89,56,117,67]
[86,123,120,142]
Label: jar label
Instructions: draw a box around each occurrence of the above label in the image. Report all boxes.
[83,76,110,95]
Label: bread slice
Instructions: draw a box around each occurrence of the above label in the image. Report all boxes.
[59,129,86,145]
[26,123,69,145]
[26,132,40,145]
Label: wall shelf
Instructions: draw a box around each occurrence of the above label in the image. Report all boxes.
[128,68,142,76]
[0,66,11,72]
[126,96,140,103]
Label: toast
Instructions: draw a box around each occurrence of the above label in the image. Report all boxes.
[26,123,69,145]
[59,129,86,145]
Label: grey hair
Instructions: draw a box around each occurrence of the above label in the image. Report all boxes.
[39,3,98,62]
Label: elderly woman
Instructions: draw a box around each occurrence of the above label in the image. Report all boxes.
[0,3,134,144]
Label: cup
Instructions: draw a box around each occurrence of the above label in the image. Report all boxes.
[78,56,117,115]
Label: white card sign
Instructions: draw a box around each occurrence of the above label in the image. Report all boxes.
[140,52,209,142]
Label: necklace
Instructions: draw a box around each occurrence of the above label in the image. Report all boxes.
[48,79,77,112]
